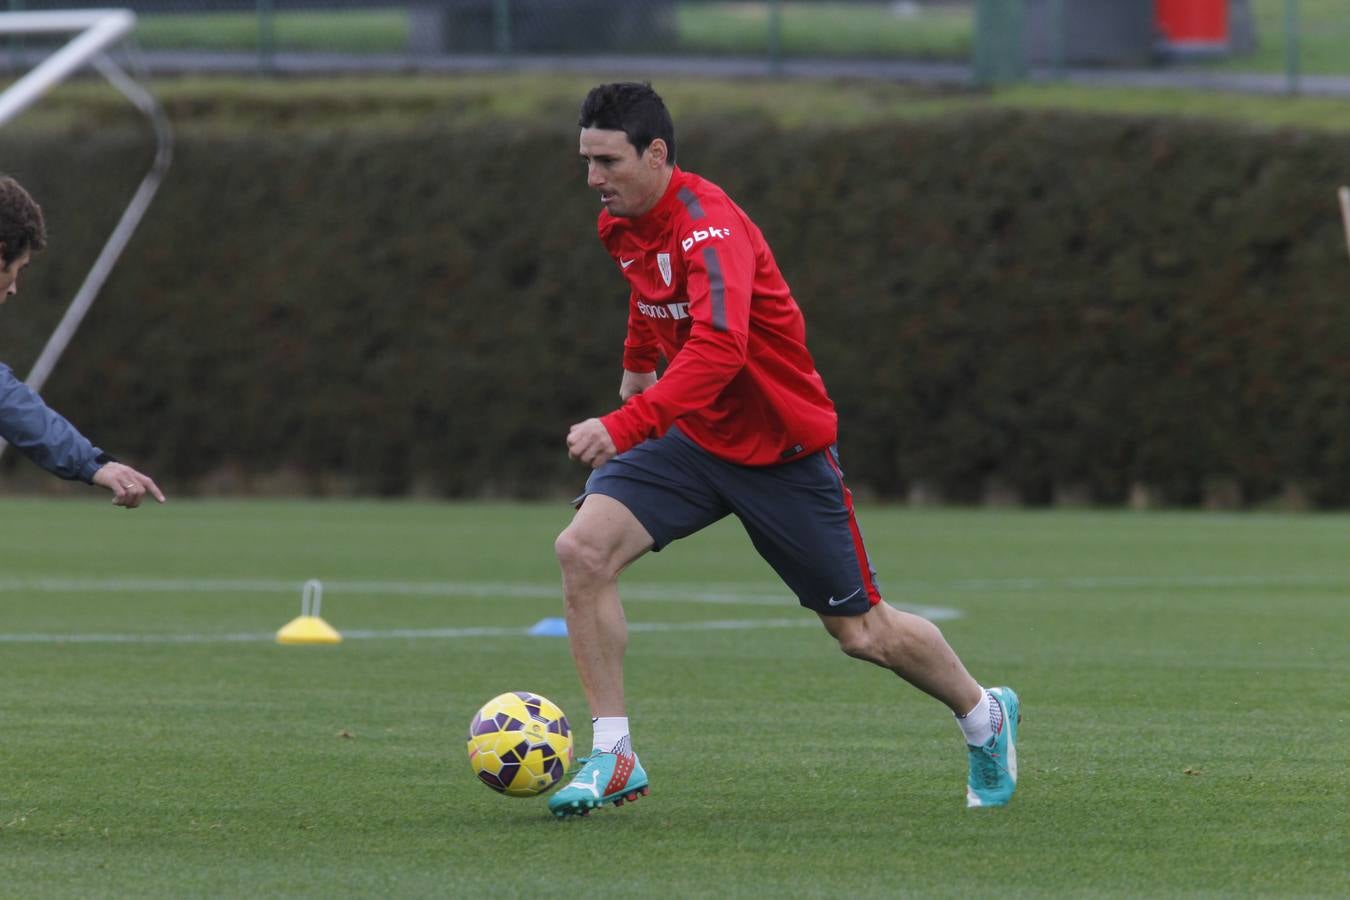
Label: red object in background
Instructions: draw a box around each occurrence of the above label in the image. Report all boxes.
[1155,0,1229,45]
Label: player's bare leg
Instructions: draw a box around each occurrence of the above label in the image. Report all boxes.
[819,602,1020,808]
[554,493,652,716]
[818,601,980,712]
[550,493,654,816]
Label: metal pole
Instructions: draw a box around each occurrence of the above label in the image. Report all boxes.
[1049,0,1065,80]
[974,0,1024,87]
[1283,0,1300,94]
[493,0,510,54]
[257,0,274,73]
[973,0,989,85]
[767,0,782,76]
[7,0,23,75]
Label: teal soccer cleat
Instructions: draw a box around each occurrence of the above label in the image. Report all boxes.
[548,750,649,818]
[966,686,1020,808]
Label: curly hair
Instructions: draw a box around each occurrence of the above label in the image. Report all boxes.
[0,175,47,269]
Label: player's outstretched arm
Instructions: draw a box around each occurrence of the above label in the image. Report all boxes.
[91,461,166,509]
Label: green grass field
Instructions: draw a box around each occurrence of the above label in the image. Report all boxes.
[1,498,1346,896]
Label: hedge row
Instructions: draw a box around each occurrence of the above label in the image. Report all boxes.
[3,111,1349,505]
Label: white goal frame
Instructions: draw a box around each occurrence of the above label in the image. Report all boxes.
[0,9,172,457]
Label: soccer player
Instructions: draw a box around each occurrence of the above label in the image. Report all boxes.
[0,175,164,508]
[549,83,1018,818]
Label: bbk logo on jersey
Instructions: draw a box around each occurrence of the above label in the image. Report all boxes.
[680,226,730,254]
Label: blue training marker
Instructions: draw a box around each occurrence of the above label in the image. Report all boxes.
[527,617,569,637]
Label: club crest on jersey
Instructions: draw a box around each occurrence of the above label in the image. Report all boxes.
[657,253,672,287]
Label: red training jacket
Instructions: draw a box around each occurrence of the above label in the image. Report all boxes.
[597,167,838,466]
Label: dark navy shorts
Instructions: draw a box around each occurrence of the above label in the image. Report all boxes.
[575,426,881,616]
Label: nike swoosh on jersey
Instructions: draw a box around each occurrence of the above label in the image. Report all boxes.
[620,258,636,269]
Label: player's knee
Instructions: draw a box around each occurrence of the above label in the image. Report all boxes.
[553,526,587,572]
[833,622,884,664]
[554,525,616,583]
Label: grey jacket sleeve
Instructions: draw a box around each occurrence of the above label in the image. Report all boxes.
[0,362,106,483]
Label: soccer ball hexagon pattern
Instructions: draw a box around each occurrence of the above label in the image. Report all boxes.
[466,691,573,797]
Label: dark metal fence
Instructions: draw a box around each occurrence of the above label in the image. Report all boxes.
[3,1,1347,93]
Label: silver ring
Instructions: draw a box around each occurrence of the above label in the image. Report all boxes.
[122,482,135,488]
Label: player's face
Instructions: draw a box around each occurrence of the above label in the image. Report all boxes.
[580,127,668,219]
[0,250,31,305]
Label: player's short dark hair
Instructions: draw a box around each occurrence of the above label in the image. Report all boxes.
[578,82,676,165]
[0,175,46,269]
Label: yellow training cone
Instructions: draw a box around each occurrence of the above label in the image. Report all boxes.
[277,615,342,644]
[277,579,342,645]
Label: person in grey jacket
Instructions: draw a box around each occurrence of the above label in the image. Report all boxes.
[1,175,163,509]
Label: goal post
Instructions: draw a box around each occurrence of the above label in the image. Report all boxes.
[0,9,173,458]
[0,9,135,125]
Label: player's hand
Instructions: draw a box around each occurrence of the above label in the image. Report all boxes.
[566,418,618,469]
[92,462,166,509]
[619,369,657,402]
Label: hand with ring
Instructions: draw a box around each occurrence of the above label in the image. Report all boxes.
[92,461,166,509]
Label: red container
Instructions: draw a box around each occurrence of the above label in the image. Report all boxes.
[1155,0,1229,47]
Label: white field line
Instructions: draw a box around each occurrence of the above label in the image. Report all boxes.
[0,617,820,644]
[0,575,961,620]
[0,575,963,643]
[0,572,1341,599]
[2,571,1339,646]
[0,576,792,603]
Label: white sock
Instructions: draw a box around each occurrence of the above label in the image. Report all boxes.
[956,689,996,747]
[591,716,632,756]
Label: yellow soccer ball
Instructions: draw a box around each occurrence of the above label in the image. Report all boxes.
[467,691,574,797]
